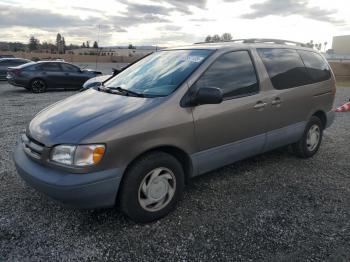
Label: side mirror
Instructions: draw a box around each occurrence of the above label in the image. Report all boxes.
[181,87,223,107]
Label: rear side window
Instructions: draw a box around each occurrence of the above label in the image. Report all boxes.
[10,60,26,66]
[194,51,259,99]
[258,48,310,90]
[40,63,61,71]
[298,50,331,83]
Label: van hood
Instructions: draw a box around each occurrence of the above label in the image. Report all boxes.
[28,89,160,146]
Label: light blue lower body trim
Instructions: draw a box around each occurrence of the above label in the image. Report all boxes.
[191,121,306,177]
[191,133,266,176]
[263,121,306,152]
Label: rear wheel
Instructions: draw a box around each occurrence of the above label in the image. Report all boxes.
[30,79,47,93]
[292,116,323,158]
[119,151,184,223]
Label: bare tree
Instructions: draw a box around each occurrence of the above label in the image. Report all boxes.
[221,33,233,41]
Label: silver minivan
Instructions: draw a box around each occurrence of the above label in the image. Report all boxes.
[14,39,336,222]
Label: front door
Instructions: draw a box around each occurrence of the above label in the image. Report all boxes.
[60,63,88,89]
[191,50,270,175]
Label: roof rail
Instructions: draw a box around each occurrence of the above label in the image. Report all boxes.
[194,38,308,47]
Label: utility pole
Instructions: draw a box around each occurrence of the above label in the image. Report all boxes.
[95,24,101,70]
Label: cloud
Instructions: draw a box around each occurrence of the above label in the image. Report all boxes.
[150,0,207,15]
[108,14,170,28]
[158,25,182,31]
[124,3,174,16]
[0,4,92,29]
[242,0,343,24]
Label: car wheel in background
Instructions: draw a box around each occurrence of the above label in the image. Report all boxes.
[30,79,47,93]
[119,151,184,223]
[292,116,323,158]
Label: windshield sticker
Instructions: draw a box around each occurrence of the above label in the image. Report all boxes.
[179,56,205,63]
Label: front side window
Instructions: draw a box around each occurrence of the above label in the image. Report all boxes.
[298,50,331,83]
[61,63,80,72]
[194,51,259,99]
[105,49,213,96]
[258,48,310,90]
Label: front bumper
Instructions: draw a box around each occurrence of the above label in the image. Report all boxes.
[13,143,124,209]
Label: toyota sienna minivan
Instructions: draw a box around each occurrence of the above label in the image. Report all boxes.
[14,39,336,222]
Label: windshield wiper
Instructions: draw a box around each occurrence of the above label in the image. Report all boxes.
[106,86,144,97]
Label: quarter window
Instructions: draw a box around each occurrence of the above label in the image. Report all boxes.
[258,48,311,90]
[194,51,259,99]
[298,50,331,83]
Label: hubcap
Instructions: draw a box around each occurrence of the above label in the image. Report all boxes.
[306,124,320,151]
[32,80,45,93]
[138,167,176,212]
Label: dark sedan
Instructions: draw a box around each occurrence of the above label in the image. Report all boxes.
[7,61,102,93]
[0,58,30,80]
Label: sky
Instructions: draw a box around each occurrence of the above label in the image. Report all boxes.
[0,0,349,48]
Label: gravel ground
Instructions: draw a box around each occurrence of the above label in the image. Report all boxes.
[0,81,349,261]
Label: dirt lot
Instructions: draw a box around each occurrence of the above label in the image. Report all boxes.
[0,80,349,261]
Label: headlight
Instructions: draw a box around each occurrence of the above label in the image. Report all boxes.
[51,144,105,167]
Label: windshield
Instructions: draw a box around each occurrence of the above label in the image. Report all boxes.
[104,49,213,96]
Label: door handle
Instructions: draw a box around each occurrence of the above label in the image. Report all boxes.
[272,97,282,106]
[254,101,267,110]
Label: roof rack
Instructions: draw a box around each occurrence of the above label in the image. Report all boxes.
[194,38,308,47]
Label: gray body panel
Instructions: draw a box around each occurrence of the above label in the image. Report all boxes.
[13,42,336,208]
[7,61,99,89]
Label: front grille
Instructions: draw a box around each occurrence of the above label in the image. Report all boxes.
[21,134,45,160]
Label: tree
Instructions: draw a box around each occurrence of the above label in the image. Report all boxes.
[93,41,99,48]
[221,33,232,41]
[28,36,39,51]
[86,41,90,48]
[62,37,66,54]
[306,40,314,48]
[211,34,221,42]
[316,43,322,51]
[82,42,86,48]
[128,43,135,49]
[205,35,212,42]
[56,33,62,47]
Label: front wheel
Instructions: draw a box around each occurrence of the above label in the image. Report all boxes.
[119,151,184,223]
[292,116,323,158]
[30,79,47,93]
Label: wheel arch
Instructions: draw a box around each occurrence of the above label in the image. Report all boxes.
[122,145,194,185]
[311,110,327,128]
[115,145,193,207]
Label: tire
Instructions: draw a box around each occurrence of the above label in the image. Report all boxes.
[119,151,184,223]
[292,116,323,158]
[30,79,47,93]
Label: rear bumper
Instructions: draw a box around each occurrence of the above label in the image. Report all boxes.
[7,77,26,87]
[13,143,124,209]
[326,110,335,128]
